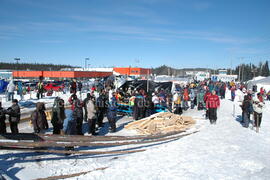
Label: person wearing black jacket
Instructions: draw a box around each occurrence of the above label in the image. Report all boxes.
[51,97,66,134]
[83,93,91,123]
[31,102,48,133]
[6,99,20,134]
[0,101,7,134]
[241,95,252,128]
[70,79,77,94]
[96,90,107,127]
[73,98,84,135]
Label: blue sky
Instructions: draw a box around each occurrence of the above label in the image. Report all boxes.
[0,0,269,68]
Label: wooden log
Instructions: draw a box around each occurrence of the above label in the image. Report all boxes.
[1,147,145,155]
[0,131,198,148]
[35,167,108,180]
[0,128,188,143]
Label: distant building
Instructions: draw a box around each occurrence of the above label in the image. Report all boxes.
[195,71,210,81]
[12,67,151,79]
[218,69,227,75]
[12,71,112,79]
[0,70,12,80]
[185,70,210,80]
[211,74,238,82]
[113,67,151,76]
[73,68,113,72]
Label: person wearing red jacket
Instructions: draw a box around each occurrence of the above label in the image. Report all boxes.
[260,87,265,96]
[206,90,220,124]
[204,90,211,119]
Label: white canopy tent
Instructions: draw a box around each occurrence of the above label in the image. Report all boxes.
[247,76,270,92]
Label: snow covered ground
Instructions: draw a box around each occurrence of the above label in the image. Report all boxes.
[0,90,270,180]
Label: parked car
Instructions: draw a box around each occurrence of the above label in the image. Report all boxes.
[24,82,37,91]
[44,83,64,91]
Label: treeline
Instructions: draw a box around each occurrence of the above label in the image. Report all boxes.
[231,61,269,82]
[153,61,269,82]
[0,62,77,71]
[152,65,212,76]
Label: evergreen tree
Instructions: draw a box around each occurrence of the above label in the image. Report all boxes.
[261,61,270,77]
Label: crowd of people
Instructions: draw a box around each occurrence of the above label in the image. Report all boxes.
[0,78,268,136]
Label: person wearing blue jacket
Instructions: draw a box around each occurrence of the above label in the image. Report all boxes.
[17,81,23,101]
[63,109,77,135]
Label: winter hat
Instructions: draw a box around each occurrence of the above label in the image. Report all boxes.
[12,99,18,103]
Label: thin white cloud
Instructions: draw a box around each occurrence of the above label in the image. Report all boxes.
[39,40,64,43]
[192,2,212,10]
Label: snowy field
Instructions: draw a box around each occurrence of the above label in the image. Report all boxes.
[0,91,270,180]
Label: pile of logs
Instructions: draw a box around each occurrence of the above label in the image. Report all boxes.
[125,112,195,135]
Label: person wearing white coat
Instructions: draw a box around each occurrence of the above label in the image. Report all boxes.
[253,97,265,128]
[86,96,97,135]
[6,80,16,101]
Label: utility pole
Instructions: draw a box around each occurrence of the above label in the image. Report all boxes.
[238,64,241,82]
[230,57,232,75]
[147,69,150,93]
[14,58,20,70]
[238,57,244,82]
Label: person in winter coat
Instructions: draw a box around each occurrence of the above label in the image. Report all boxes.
[208,82,214,93]
[197,89,205,110]
[31,102,48,133]
[86,95,97,135]
[182,87,190,110]
[189,88,196,109]
[133,92,145,120]
[6,80,16,101]
[17,81,23,101]
[172,91,182,115]
[260,87,265,96]
[240,95,252,128]
[267,91,270,101]
[73,98,84,135]
[51,97,66,134]
[70,79,77,94]
[219,83,226,99]
[107,93,117,132]
[145,93,154,117]
[83,93,91,122]
[63,109,77,135]
[0,101,7,134]
[206,90,220,124]
[231,86,236,101]
[6,99,20,134]
[36,81,44,99]
[68,93,78,111]
[77,81,82,98]
[152,93,160,106]
[204,90,211,119]
[62,109,76,154]
[96,90,107,127]
[253,94,265,128]
[257,93,264,103]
